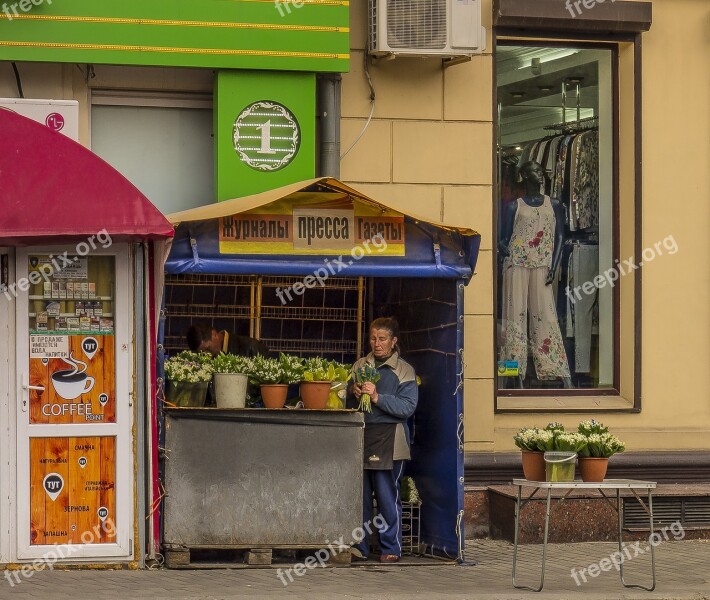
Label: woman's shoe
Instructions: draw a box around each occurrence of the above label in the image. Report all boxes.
[379,554,400,563]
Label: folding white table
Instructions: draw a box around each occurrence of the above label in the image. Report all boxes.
[511,478,657,592]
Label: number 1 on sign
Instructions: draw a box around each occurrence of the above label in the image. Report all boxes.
[256,120,277,154]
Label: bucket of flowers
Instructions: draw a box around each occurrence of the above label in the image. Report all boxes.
[164,351,214,407]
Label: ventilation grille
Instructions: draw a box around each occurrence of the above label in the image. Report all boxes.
[624,496,710,529]
[386,0,447,50]
[368,0,378,52]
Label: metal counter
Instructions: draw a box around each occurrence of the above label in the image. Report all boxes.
[163,408,364,549]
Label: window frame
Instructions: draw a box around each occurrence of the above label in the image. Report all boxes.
[493,30,643,414]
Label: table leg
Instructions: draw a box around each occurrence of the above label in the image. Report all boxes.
[512,486,549,592]
[618,488,657,591]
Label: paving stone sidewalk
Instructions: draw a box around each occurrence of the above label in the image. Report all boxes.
[2,539,709,600]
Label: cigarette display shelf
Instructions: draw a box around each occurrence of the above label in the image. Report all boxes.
[29,312,113,318]
[28,295,113,301]
[30,330,113,336]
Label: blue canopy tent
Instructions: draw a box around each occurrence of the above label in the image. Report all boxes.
[162,177,481,560]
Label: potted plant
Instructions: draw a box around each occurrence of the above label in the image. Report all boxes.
[164,351,214,407]
[212,353,253,409]
[248,353,303,408]
[300,358,351,409]
[577,420,626,482]
[513,428,547,481]
[514,421,566,481]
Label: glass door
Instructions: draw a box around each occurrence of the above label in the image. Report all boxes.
[15,245,132,560]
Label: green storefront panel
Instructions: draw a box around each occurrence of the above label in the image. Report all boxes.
[0,0,349,72]
[215,70,316,199]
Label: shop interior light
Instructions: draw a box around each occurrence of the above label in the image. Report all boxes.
[517,49,580,69]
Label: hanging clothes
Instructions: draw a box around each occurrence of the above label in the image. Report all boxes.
[572,131,599,230]
[565,243,599,373]
[520,129,599,231]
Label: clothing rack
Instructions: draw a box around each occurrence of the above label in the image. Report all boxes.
[543,115,598,134]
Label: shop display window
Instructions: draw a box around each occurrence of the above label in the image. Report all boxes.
[28,254,115,335]
[496,43,615,392]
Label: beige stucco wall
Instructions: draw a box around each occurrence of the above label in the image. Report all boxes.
[343,0,710,453]
[1,0,707,454]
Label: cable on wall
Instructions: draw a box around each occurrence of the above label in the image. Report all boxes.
[11,62,24,98]
[340,48,376,160]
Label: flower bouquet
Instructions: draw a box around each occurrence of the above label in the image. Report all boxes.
[164,351,214,407]
[353,364,380,413]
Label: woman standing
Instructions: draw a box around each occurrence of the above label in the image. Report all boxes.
[349,317,418,563]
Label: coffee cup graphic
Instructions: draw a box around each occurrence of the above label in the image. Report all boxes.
[50,353,94,400]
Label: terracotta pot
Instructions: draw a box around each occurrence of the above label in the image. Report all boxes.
[260,384,288,408]
[300,381,331,409]
[521,450,546,482]
[579,457,609,482]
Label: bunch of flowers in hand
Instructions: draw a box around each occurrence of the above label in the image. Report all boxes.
[249,353,304,385]
[353,364,380,413]
[165,351,214,383]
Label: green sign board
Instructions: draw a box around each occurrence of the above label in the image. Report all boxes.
[0,0,349,72]
[215,70,315,199]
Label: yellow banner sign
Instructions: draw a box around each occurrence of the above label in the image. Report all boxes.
[219,195,405,256]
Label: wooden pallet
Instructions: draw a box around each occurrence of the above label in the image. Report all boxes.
[164,546,352,569]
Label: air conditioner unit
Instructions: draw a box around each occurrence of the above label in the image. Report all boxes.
[368,0,486,58]
[0,98,79,141]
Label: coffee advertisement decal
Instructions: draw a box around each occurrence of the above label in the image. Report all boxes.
[30,437,116,545]
[29,334,115,424]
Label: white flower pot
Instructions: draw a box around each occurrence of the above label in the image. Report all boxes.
[213,373,248,409]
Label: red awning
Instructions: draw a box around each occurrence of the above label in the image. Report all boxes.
[0,108,173,245]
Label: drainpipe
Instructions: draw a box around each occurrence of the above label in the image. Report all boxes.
[317,73,341,178]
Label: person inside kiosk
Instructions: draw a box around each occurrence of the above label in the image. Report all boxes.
[348,317,418,563]
[186,322,270,358]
